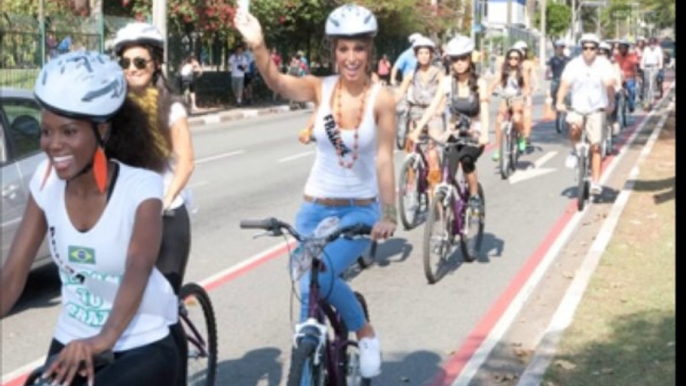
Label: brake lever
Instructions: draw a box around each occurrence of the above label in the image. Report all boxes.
[252,228,283,239]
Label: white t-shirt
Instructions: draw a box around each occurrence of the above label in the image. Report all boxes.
[29,160,178,351]
[165,102,192,210]
[561,56,614,114]
[641,46,663,68]
[228,53,248,78]
[180,63,194,77]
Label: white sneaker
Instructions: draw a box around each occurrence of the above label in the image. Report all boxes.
[590,182,603,195]
[359,336,382,378]
[612,122,620,135]
[565,153,578,169]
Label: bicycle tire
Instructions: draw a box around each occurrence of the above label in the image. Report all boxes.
[499,122,511,179]
[423,192,452,284]
[576,153,587,212]
[460,184,485,263]
[396,113,409,150]
[180,283,218,386]
[23,369,44,386]
[338,292,373,386]
[509,128,519,174]
[398,156,425,230]
[286,340,327,386]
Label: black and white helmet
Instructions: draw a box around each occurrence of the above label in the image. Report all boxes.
[34,51,126,122]
[113,22,164,55]
[325,4,378,38]
[445,35,474,57]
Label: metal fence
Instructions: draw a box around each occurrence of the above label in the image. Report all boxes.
[1,12,136,89]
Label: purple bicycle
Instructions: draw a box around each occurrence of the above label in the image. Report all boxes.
[240,218,375,386]
[422,119,485,284]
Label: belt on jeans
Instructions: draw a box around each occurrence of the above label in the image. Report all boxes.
[303,195,375,207]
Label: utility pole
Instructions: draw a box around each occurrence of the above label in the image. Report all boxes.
[540,0,547,62]
[152,0,168,75]
[571,0,576,43]
[39,0,45,64]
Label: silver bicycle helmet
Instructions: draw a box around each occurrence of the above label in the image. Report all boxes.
[325,4,378,37]
[34,51,126,122]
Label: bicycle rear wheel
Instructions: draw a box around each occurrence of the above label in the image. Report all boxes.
[180,283,218,386]
[398,155,427,230]
[576,153,588,212]
[509,128,519,174]
[423,192,454,284]
[460,184,485,263]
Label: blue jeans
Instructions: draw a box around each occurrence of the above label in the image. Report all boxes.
[624,78,637,112]
[295,200,380,331]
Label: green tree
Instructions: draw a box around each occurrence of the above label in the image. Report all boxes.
[535,2,572,40]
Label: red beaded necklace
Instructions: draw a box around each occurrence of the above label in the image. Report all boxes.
[333,78,369,169]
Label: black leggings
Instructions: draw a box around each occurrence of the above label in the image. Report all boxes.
[156,204,191,295]
[44,333,179,386]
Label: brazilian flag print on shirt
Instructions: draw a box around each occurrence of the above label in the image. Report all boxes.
[68,246,96,265]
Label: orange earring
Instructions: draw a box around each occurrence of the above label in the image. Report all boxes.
[93,147,108,194]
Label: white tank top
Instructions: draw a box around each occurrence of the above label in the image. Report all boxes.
[304,76,381,199]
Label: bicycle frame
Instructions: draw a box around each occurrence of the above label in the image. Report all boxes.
[405,140,430,194]
[180,303,210,358]
[433,141,471,237]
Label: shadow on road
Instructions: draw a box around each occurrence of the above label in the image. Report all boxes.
[215,347,283,386]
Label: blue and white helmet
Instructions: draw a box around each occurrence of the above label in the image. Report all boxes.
[325,4,378,37]
[113,22,164,55]
[34,51,126,122]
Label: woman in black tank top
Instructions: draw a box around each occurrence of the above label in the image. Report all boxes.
[414,35,491,211]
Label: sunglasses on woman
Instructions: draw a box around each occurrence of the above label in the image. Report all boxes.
[450,54,470,63]
[118,57,152,70]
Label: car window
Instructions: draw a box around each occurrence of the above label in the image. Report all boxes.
[2,98,42,160]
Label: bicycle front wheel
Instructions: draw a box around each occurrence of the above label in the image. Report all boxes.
[499,122,512,180]
[286,340,328,386]
[398,156,426,230]
[423,192,454,284]
[338,293,372,386]
[180,283,218,386]
[576,153,588,212]
[460,184,485,263]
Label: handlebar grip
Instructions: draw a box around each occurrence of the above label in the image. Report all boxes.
[240,218,278,230]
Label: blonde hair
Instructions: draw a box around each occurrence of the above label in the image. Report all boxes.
[127,87,172,158]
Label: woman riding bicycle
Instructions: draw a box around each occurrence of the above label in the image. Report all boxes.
[395,36,445,193]
[489,46,529,162]
[113,22,196,385]
[0,51,179,386]
[413,35,490,212]
[598,41,624,135]
[234,3,396,378]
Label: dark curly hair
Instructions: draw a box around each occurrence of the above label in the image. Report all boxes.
[106,97,168,173]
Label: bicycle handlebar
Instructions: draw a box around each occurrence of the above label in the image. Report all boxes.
[240,218,376,252]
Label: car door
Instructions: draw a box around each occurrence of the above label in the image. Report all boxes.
[1,96,50,269]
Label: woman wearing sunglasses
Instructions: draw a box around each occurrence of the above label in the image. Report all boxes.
[1,51,179,386]
[489,46,529,162]
[413,35,490,212]
[113,22,195,385]
[395,36,445,191]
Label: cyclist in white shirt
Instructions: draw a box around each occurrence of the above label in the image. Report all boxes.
[0,52,179,386]
[640,37,664,103]
[555,33,615,196]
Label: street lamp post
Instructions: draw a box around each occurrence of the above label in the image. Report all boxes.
[152,0,168,75]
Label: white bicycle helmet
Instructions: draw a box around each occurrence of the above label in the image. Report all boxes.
[554,39,566,48]
[34,51,126,122]
[113,22,164,55]
[412,36,436,51]
[408,33,423,44]
[325,4,378,37]
[513,40,528,51]
[445,35,474,57]
[579,33,601,46]
[599,41,612,52]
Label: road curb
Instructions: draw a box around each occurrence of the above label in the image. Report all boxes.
[187,102,314,128]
